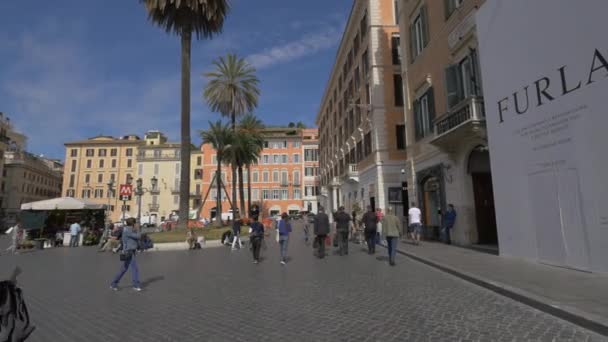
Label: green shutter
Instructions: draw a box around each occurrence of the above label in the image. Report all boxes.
[413,99,422,140]
[445,64,463,110]
[409,24,416,63]
[421,4,430,47]
[427,87,436,129]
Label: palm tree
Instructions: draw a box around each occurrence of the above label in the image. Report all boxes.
[203,54,260,218]
[225,132,254,217]
[238,114,265,215]
[141,0,229,229]
[200,121,232,226]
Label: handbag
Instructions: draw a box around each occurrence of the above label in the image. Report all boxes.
[119,250,131,261]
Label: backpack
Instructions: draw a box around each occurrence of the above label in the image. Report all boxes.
[0,279,35,341]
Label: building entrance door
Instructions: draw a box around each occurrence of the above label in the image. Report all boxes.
[422,177,441,240]
[472,173,498,244]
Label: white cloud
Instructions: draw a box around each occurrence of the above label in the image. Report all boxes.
[246,24,343,70]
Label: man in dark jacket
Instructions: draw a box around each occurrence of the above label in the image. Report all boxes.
[334,206,351,256]
[313,207,331,258]
[362,205,378,254]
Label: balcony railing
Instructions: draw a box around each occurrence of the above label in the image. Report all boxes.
[149,187,160,194]
[342,164,359,182]
[148,203,160,212]
[136,154,180,161]
[280,181,289,187]
[435,96,485,136]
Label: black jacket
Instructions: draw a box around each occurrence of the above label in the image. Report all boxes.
[314,213,330,235]
[334,211,351,232]
[362,211,378,231]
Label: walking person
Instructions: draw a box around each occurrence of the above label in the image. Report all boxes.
[408,202,423,245]
[375,208,384,245]
[277,213,292,265]
[69,221,81,247]
[249,216,265,264]
[313,207,330,259]
[382,208,401,266]
[362,206,378,254]
[443,204,457,245]
[110,218,142,291]
[334,207,351,256]
[231,218,243,250]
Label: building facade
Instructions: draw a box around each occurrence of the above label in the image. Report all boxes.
[62,135,143,222]
[136,131,202,223]
[197,128,319,220]
[397,0,495,245]
[317,0,408,219]
[2,149,63,226]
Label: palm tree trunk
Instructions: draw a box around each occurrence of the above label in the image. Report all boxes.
[178,30,192,230]
[215,163,222,227]
[231,113,238,219]
[238,165,245,218]
[247,164,252,217]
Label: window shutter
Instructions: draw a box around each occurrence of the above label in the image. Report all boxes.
[409,24,416,63]
[444,0,454,19]
[469,49,482,96]
[427,87,436,130]
[445,64,463,110]
[421,4,430,47]
[413,99,422,140]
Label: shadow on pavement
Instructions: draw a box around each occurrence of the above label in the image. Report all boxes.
[141,276,165,288]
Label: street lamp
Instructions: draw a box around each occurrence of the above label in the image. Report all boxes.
[135,176,158,226]
[106,178,115,221]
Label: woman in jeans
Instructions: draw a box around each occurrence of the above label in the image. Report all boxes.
[110,218,142,291]
[249,216,265,263]
[277,213,292,265]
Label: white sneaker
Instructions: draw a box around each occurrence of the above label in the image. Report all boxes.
[110,286,118,291]
[133,287,142,292]
[280,260,286,265]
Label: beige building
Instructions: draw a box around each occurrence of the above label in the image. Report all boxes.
[0,113,11,211]
[2,149,63,227]
[136,130,202,223]
[317,0,407,218]
[63,135,143,222]
[397,0,495,246]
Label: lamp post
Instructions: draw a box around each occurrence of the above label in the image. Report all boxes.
[122,175,133,223]
[135,176,158,226]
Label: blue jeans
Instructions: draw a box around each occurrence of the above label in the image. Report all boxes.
[386,237,398,264]
[279,236,289,261]
[69,234,79,247]
[111,252,140,288]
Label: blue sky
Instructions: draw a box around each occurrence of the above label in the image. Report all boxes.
[0,0,352,160]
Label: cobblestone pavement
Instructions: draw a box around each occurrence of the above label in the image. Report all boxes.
[0,223,605,342]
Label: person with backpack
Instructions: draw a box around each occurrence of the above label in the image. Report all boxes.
[248,216,265,264]
[362,205,379,254]
[110,218,142,292]
[334,207,351,256]
[277,213,292,265]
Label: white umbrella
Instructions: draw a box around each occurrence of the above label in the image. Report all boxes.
[20,197,106,211]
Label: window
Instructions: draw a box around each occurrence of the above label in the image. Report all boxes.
[293,154,300,163]
[253,171,259,183]
[112,159,117,168]
[293,141,301,148]
[154,164,160,175]
[127,159,132,168]
[263,141,269,148]
[391,34,401,65]
[69,174,75,187]
[173,195,179,205]
[445,51,481,109]
[281,189,289,200]
[154,150,161,158]
[98,174,103,183]
[360,10,367,38]
[305,167,314,177]
[293,189,301,199]
[409,5,429,62]
[282,154,288,164]
[396,124,406,150]
[110,148,117,157]
[86,160,92,168]
[262,189,271,200]
[126,148,133,157]
[197,156,202,166]
[364,132,372,156]
[273,190,280,200]
[211,189,218,200]
[304,149,319,162]
[70,149,78,157]
[413,88,435,140]
[110,173,116,181]
[94,189,104,198]
[66,189,75,197]
[394,74,404,106]
[252,189,259,201]
[305,186,317,197]
[99,159,105,168]
[138,164,144,176]
[263,171,269,182]
[281,171,288,185]
[98,149,107,157]
[272,170,279,182]
[85,174,91,185]
[445,0,464,19]
[86,149,94,157]
[262,155,269,164]
[293,171,300,185]
[82,189,91,198]
[394,0,400,24]
[212,155,217,164]
[194,169,203,180]
[273,155,280,164]
[195,184,201,195]
[362,50,369,78]
[70,160,77,172]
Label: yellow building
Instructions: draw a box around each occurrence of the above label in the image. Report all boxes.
[63,135,143,222]
[135,131,203,223]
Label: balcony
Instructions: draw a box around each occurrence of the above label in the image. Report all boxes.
[280,181,289,187]
[136,154,180,162]
[342,164,359,183]
[430,96,487,152]
[149,187,160,195]
[148,203,160,212]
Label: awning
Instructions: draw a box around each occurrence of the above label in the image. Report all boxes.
[20,197,107,211]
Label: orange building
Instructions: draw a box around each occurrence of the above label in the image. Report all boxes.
[197,127,320,220]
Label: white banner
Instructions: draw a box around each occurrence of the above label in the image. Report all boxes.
[477,0,608,272]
